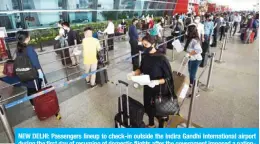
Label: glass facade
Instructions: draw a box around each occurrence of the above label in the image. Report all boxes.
[0,0,177,31]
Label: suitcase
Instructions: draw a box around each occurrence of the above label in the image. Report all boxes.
[33,80,61,121]
[172,57,190,100]
[249,32,255,43]
[243,29,254,44]
[166,36,174,49]
[95,64,108,86]
[114,80,145,128]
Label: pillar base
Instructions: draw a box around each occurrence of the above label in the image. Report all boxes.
[215,60,225,64]
[201,86,214,92]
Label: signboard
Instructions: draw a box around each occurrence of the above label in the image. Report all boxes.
[0,38,8,59]
[0,27,7,38]
[0,27,8,60]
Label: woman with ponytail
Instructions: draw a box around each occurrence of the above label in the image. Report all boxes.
[16,31,46,110]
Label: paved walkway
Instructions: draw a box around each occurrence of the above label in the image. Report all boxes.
[0,32,259,142]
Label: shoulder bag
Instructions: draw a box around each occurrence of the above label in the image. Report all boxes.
[154,79,180,117]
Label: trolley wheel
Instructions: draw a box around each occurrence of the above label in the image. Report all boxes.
[55,113,61,120]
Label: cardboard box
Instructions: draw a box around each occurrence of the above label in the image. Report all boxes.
[172,71,190,100]
[165,115,202,128]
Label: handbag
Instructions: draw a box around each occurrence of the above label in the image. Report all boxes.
[3,60,15,77]
[154,79,180,117]
[72,47,82,56]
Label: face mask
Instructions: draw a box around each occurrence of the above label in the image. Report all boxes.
[144,46,153,54]
[195,19,200,24]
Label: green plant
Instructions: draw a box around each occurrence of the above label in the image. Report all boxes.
[29,17,161,46]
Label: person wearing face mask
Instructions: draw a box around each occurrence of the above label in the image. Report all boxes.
[219,14,227,41]
[184,24,202,95]
[127,35,175,128]
[55,21,68,49]
[194,16,205,42]
[62,22,80,68]
[129,18,142,71]
[202,14,214,61]
[15,31,46,110]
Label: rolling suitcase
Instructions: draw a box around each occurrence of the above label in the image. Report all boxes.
[114,80,145,128]
[96,50,108,86]
[166,36,174,49]
[95,64,108,86]
[33,80,61,121]
[249,32,255,43]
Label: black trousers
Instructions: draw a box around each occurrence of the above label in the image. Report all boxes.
[108,34,114,50]
[211,28,219,47]
[149,116,165,128]
[27,80,42,106]
[219,26,226,41]
[129,40,139,71]
[233,22,239,36]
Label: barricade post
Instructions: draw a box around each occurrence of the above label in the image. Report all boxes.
[187,79,198,128]
[138,51,142,67]
[62,49,69,81]
[215,37,225,64]
[0,96,15,143]
[224,34,228,50]
[201,52,215,92]
[171,37,176,62]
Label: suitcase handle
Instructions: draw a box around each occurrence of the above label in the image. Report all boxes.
[118,80,129,87]
[118,80,130,126]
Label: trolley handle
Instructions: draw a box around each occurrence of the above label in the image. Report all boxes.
[118,80,129,87]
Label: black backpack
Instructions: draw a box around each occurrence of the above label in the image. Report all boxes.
[14,50,38,82]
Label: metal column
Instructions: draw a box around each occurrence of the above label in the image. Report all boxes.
[186,79,198,128]
[201,53,215,92]
[215,36,226,64]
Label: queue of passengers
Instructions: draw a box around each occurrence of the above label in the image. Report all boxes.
[13,10,258,127]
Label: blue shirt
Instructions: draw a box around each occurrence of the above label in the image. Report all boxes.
[93,32,98,39]
[204,21,214,36]
[129,24,138,41]
[16,46,44,89]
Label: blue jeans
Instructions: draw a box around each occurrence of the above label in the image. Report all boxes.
[188,60,202,85]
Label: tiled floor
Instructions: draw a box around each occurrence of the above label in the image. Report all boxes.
[0,31,259,142]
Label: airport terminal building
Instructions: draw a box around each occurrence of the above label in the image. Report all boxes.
[0,0,177,31]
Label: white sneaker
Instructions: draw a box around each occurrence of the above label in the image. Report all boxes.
[32,106,35,111]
